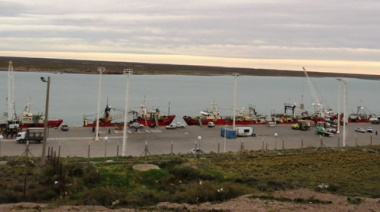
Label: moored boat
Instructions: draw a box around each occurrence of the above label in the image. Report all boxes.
[129,99,175,127]
[183,101,267,126]
[83,104,124,127]
[20,100,63,128]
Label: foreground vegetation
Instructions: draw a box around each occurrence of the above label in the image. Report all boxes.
[0,146,380,210]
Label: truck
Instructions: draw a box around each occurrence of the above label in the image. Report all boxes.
[291,120,312,131]
[315,126,333,137]
[1,122,21,139]
[16,128,44,144]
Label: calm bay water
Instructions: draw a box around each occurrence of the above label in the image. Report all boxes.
[1,71,380,127]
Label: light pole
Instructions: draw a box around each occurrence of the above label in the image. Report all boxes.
[337,78,347,147]
[40,76,50,165]
[342,79,347,147]
[122,69,133,156]
[336,78,341,134]
[198,136,202,149]
[95,67,105,141]
[232,73,239,130]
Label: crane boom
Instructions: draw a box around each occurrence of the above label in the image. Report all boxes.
[302,67,327,115]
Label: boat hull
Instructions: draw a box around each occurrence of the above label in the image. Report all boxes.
[83,115,176,127]
[20,119,63,128]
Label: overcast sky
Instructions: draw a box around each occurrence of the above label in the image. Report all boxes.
[1,0,380,74]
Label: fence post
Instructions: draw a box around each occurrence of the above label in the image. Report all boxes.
[370,135,373,146]
[58,142,61,158]
[116,143,119,161]
[337,137,340,148]
[171,141,173,155]
[87,142,91,163]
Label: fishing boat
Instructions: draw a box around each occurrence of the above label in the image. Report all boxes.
[129,99,176,127]
[20,100,63,128]
[269,102,298,124]
[183,101,267,126]
[345,105,377,123]
[83,104,124,127]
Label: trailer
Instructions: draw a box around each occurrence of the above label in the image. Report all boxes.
[16,128,44,143]
[236,127,254,137]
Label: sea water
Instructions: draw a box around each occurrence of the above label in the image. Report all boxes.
[0,71,379,127]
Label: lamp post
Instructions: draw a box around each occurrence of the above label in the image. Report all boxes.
[198,136,202,149]
[274,133,278,150]
[337,78,347,147]
[232,73,239,130]
[122,69,133,156]
[40,76,50,165]
[95,67,105,141]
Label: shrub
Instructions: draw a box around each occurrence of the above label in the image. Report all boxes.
[140,169,169,187]
[81,188,124,206]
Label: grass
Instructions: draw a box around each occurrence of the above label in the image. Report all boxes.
[0,145,380,209]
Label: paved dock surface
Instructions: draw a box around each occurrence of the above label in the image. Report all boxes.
[1,123,379,158]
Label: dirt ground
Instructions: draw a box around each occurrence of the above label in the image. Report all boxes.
[1,189,379,212]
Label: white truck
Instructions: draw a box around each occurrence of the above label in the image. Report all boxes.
[16,128,44,144]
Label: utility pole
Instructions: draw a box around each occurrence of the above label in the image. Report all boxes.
[40,76,50,165]
[122,69,133,156]
[95,67,105,141]
[7,61,16,121]
[232,73,239,130]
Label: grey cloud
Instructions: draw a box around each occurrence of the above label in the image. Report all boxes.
[1,0,379,62]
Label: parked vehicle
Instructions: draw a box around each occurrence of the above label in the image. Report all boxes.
[130,122,144,129]
[16,128,44,143]
[166,123,177,129]
[291,120,311,131]
[208,122,215,128]
[175,122,186,128]
[355,127,366,133]
[367,127,373,133]
[236,127,254,137]
[315,126,333,137]
[61,124,69,131]
[190,148,204,154]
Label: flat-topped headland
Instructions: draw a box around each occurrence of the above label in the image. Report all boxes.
[0,56,378,80]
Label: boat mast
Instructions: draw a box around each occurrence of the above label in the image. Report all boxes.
[7,61,17,122]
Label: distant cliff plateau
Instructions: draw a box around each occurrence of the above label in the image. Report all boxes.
[0,56,378,80]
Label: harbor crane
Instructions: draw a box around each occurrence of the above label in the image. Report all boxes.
[302,67,332,118]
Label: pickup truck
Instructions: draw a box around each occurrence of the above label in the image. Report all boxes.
[175,122,186,128]
[166,122,186,129]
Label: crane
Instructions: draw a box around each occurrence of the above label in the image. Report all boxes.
[302,67,331,117]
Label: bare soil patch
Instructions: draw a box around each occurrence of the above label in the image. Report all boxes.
[2,189,379,211]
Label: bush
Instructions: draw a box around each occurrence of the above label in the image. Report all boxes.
[81,188,124,206]
[140,169,169,187]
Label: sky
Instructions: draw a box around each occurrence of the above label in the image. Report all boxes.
[1,0,380,75]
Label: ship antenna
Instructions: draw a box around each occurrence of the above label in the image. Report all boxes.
[168,101,170,116]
